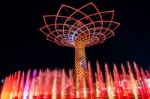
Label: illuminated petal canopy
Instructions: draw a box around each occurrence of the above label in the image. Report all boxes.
[40,2,120,47]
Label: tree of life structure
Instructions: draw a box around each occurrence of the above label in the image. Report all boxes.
[40,2,120,84]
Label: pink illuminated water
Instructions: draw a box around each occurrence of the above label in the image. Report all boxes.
[1,61,150,99]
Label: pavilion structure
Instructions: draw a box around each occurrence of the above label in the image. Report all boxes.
[40,2,120,84]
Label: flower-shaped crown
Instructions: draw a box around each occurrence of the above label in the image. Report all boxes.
[40,2,120,48]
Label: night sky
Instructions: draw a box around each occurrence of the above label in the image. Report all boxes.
[0,0,150,80]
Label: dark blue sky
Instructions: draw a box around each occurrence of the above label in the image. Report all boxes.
[0,0,150,79]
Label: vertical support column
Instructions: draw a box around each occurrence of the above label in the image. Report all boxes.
[75,41,88,98]
[75,41,87,82]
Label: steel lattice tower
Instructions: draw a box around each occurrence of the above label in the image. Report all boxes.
[40,2,120,83]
